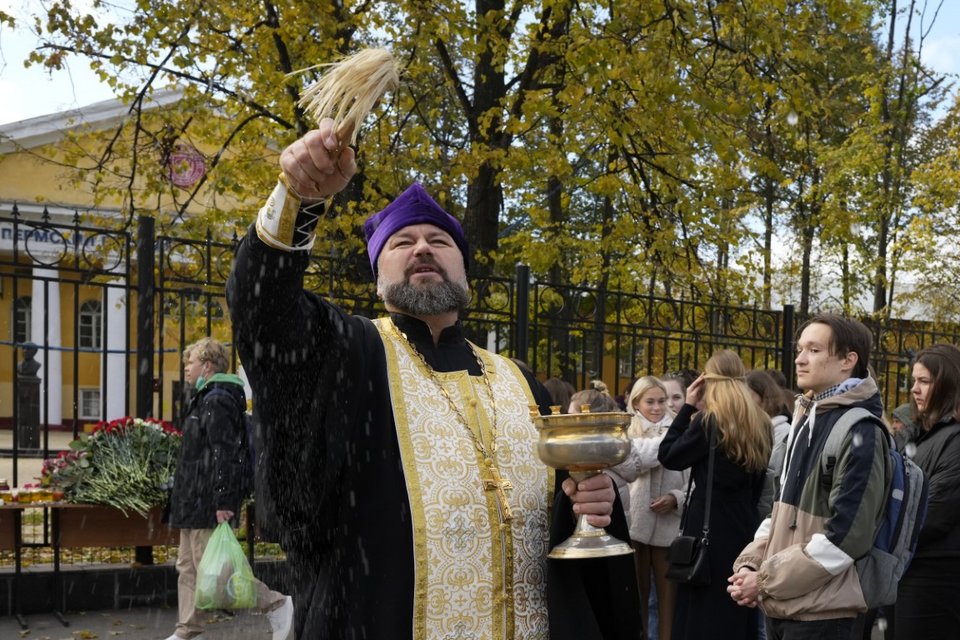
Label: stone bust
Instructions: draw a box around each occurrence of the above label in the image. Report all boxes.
[18,343,41,377]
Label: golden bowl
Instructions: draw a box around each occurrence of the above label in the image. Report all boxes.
[533,411,631,472]
[531,408,634,559]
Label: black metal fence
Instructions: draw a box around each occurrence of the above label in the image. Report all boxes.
[1,207,135,445]
[0,206,954,538]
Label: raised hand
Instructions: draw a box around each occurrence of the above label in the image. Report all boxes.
[686,374,706,408]
[279,117,357,201]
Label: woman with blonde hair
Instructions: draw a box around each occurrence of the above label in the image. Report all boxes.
[609,375,687,640]
[658,350,771,640]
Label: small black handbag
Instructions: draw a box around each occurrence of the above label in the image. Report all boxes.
[666,426,716,586]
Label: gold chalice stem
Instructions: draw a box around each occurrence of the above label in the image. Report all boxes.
[547,469,633,559]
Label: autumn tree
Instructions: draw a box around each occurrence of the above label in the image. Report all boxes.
[3,0,957,319]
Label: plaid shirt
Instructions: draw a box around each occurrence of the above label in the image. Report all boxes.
[813,383,843,402]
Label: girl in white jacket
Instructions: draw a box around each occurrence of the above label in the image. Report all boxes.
[613,376,688,640]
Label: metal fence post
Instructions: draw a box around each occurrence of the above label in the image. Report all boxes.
[515,264,530,364]
[135,215,155,566]
[594,287,606,380]
[781,304,795,390]
[136,215,155,419]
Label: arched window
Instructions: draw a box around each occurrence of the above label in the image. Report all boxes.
[12,296,31,343]
[79,299,102,349]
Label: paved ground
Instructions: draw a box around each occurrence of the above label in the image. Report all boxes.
[0,608,888,640]
[0,605,276,639]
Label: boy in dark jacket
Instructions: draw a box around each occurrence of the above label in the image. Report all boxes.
[728,315,891,639]
[165,337,292,640]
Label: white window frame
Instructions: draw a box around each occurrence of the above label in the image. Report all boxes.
[79,388,101,420]
[79,299,102,349]
[618,348,637,379]
[13,296,31,343]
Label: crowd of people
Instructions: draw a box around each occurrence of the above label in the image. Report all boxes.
[551,317,960,640]
[161,120,958,640]
[553,357,778,640]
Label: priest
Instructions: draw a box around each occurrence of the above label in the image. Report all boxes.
[226,117,641,640]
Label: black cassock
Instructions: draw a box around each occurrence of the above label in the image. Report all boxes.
[227,228,642,640]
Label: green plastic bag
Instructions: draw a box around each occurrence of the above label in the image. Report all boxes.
[195,522,256,610]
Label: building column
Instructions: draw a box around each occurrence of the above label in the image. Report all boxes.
[31,266,63,428]
[103,280,128,420]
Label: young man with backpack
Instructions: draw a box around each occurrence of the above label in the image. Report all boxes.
[727,314,893,639]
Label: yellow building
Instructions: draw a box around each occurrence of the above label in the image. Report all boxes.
[0,90,245,432]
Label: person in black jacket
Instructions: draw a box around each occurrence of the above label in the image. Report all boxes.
[658,350,771,640]
[165,337,292,640]
[894,343,960,640]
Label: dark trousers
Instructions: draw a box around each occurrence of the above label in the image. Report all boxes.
[765,617,854,640]
[850,608,894,640]
[894,557,960,640]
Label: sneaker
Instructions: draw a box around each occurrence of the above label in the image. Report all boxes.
[163,635,200,640]
[266,595,294,640]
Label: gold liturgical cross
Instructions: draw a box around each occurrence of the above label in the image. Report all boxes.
[482,459,514,521]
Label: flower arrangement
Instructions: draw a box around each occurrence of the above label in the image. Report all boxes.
[41,417,182,516]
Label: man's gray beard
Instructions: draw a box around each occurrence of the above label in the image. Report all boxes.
[379,277,470,316]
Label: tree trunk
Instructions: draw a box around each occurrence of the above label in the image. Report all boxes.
[796,169,812,316]
[463,0,508,277]
[873,217,889,314]
[595,187,615,380]
[800,217,813,317]
[842,241,851,314]
[465,165,502,278]
[873,0,916,317]
[761,98,777,308]
[763,176,774,308]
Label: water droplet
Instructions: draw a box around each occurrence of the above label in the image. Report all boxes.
[905,442,917,457]
[852,432,863,448]
[786,112,799,126]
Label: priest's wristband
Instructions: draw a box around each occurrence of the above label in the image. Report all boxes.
[255,173,329,252]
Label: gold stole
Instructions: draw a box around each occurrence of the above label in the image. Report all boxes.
[375,318,552,640]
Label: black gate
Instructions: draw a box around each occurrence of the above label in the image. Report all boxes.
[1,207,134,485]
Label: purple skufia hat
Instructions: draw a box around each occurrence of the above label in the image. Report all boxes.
[363,183,469,277]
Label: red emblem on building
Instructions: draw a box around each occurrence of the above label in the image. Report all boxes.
[166,144,207,188]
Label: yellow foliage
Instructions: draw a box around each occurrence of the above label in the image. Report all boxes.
[1,0,952,313]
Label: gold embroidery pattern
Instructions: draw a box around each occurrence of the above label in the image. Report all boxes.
[375,320,550,639]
